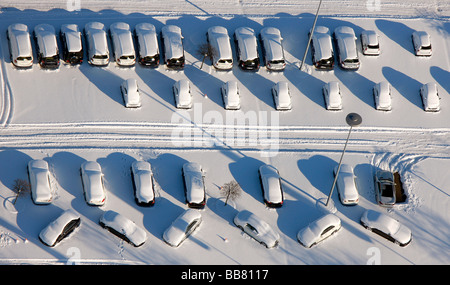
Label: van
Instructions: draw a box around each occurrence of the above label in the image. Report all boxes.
[207,26,233,70]
[60,24,83,64]
[234,27,260,70]
[34,24,60,69]
[334,26,360,70]
[109,22,136,66]
[259,27,286,71]
[135,22,160,67]
[7,23,33,68]
[84,22,110,66]
[161,25,185,68]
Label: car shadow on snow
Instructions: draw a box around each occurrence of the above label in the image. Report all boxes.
[375,19,416,56]
[430,66,450,94]
[382,66,424,110]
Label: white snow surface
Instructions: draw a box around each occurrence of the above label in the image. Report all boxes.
[0,1,449,265]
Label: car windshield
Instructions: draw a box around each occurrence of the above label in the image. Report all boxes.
[93,54,108,59]
[344,58,359,63]
[43,55,59,63]
[218,59,232,64]
[380,182,394,197]
[120,55,135,60]
[169,57,184,64]
[421,45,431,50]
[368,44,379,48]
[18,56,32,61]
[269,59,285,65]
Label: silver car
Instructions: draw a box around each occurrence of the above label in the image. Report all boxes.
[374,170,396,207]
[39,209,81,247]
[99,210,147,247]
[28,159,53,205]
[361,210,412,247]
[234,210,279,248]
[163,209,202,247]
[182,162,206,209]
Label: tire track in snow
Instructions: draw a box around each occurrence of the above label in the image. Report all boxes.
[1,122,449,158]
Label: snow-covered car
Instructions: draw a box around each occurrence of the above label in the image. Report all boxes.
[182,162,206,209]
[420,82,440,112]
[374,170,396,207]
[297,214,341,248]
[120,78,141,108]
[334,26,360,70]
[207,26,233,70]
[221,80,240,110]
[7,23,33,68]
[234,210,280,248]
[131,161,155,206]
[271,81,292,111]
[109,22,136,66]
[259,27,286,71]
[34,24,60,69]
[323,81,342,110]
[99,210,147,247]
[259,164,284,207]
[361,30,380,56]
[84,22,110,66]
[373,81,392,111]
[309,26,334,70]
[234,27,260,71]
[333,164,359,205]
[39,209,81,247]
[173,79,192,109]
[135,22,160,67]
[360,209,412,247]
[80,161,106,206]
[60,24,83,64]
[163,209,202,247]
[161,25,185,68]
[28,159,53,205]
[412,31,432,56]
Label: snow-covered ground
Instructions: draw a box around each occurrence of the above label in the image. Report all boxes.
[0,1,449,265]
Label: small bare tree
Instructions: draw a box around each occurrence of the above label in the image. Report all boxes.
[12,179,30,205]
[220,180,242,206]
[197,43,217,69]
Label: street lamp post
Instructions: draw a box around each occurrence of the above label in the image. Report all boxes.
[299,0,323,71]
[325,113,362,207]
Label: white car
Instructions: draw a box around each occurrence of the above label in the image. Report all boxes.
[360,209,412,247]
[412,31,432,56]
[420,82,440,112]
[221,80,240,110]
[60,24,83,64]
[28,159,53,205]
[109,22,136,66]
[163,209,202,247]
[271,81,292,110]
[259,164,284,207]
[234,27,260,70]
[207,26,233,70]
[34,24,60,69]
[39,209,81,247]
[99,210,147,247]
[131,161,155,206]
[259,27,286,71]
[173,79,192,109]
[7,23,33,68]
[374,170,396,207]
[333,164,359,205]
[297,214,341,248]
[84,22,110,66]
[323,81,342,110]
[373,81,392,111]
[182,162,206,209]
[161,25,185,68]
[135,22,160,67]
[334,26,360,70]
[80,161,106,206]
[120,78,141,108]
[309,26,334,70]
[234,210,279,248]
[361,30,380,55]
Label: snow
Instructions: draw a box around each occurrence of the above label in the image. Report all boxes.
[0,0,449,265]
